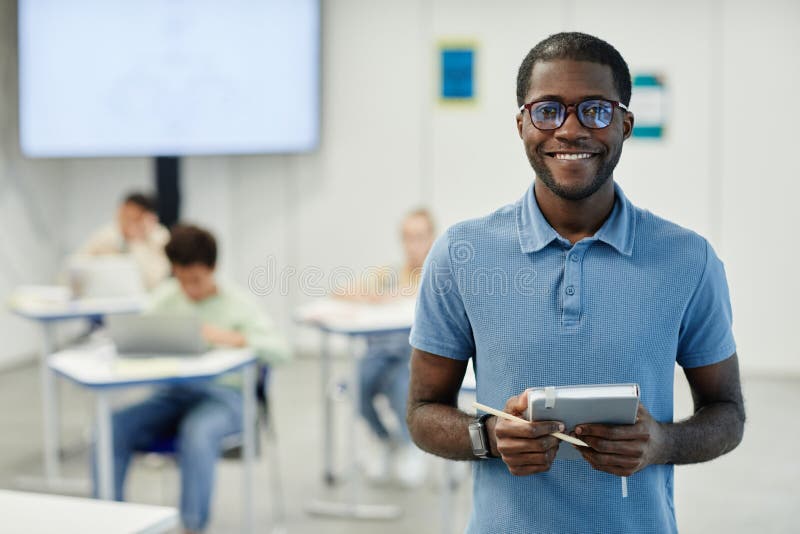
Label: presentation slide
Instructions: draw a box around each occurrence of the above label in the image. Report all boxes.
[19,0,320,157]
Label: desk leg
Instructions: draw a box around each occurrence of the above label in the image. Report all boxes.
[305,335,401,521]
[39,322,60,481]
[95,390,113,501]
[17,322,87,495]
[241,363,256,534]
[347,335,361,504]
[321,331,335,485]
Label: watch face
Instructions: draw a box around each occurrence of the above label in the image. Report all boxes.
[469,421,488,456]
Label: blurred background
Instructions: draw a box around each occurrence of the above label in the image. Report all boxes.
[0,0,797,533]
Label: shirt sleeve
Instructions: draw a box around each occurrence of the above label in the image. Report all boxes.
[237,298,292,366]
[676,240,737,368]
[409,231,475,360]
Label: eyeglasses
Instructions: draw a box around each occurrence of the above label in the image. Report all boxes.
[519,98,629,130]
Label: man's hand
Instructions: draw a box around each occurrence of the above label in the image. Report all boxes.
[574,403,666,476]
[201,324,247,348]
[121,212,157,243]
[489,391,564,476]
[140,212,158,238]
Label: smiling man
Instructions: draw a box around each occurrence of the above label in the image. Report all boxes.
[407,33,744,533]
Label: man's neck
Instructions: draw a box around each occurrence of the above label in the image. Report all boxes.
[533,179,616,245]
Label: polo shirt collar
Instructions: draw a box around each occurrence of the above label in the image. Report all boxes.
[516,181,636,256]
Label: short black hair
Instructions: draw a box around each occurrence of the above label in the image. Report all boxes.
[122,192,157,213]
[516,32,632,107]
[165,224,217,268]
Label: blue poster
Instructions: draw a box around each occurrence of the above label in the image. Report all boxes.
[440,46,475,101]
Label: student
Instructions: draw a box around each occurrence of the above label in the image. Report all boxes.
[335,209,435,487]
[93,224,290,534]
[77,192,170,290]
[407,33,744,533]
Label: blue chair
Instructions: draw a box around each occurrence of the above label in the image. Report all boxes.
[135,364,285,532]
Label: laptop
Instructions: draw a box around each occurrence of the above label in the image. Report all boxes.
[67,255,146,299]
[106,314,207,357]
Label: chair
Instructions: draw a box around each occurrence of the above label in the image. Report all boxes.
[135,364,286,533]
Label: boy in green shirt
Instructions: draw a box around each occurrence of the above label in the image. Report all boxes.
[93,224,289,533]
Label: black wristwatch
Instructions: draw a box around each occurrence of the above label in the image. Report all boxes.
[468,413,495,459]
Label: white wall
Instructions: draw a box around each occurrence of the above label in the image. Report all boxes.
[1,0,797,375]
[0,0,69,367]
[719,0,800,375]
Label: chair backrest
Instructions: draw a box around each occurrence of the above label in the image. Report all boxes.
[257,364,271,406]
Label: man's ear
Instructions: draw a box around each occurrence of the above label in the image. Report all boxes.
[622,111,635,140]
[516,112,524,139]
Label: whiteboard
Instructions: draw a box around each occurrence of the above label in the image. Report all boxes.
[18,0,320,157]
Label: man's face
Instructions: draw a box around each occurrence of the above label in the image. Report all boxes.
[172,263,217,302]
[516,60,633,201]
[401,215,434,269]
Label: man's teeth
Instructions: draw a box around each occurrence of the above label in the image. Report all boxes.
[555,153,593,160]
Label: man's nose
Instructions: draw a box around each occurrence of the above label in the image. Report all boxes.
[554,109,591,143]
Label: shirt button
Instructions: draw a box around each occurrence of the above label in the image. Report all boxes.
[570,254,579,262]
[565,285,575,295]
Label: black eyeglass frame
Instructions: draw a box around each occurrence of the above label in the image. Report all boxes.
[519,98,630,131]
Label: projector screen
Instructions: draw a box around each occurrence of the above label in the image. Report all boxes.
[18,0,320,157]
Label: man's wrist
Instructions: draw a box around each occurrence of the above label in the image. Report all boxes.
[651,420,674,465]
[485,415,499,457]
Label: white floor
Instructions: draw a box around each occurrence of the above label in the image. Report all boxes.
[0,354,796,533]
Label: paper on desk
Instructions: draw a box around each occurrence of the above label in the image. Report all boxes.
[296,297,416,330]
[113,358,183,379]
[8,285,71,310]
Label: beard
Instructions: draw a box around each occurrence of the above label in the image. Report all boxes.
[527,145,622,201]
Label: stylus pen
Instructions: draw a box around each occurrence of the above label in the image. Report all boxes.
[472,401,589,448]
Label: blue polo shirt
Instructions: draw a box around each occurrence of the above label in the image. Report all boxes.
[410,182,735,534]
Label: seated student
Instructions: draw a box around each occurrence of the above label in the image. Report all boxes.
[334,208,436,487]
[77,192,170,291]
[93,224,290,534]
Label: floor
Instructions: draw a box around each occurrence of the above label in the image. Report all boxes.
[0,355,796,534]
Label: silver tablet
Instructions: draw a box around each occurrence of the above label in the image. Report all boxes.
[524,383,640,460]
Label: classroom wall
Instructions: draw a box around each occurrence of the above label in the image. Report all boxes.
[718,0,800,376]
[1,0,797,375]
[0,0,68,367]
